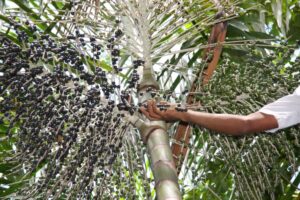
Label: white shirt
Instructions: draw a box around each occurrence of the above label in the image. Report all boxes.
[259,86,300,133]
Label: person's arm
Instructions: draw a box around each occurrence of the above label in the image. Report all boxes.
[178,110,278,136]
[140,100,278,136]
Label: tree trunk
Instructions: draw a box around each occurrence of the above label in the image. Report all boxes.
[128,62,182,199]
[147,126,181,199]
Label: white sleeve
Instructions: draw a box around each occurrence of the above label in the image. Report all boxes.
[259,86,300,133]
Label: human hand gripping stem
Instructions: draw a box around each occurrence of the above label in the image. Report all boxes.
[139,100,185,122]
[139,100,279,136]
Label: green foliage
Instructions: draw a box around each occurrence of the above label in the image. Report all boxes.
[181,38,300,200]
[0,0,300,199]
[178,1,300,199]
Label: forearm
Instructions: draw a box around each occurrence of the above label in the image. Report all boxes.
[140,100,279,135]
[178,110,278,136]
[179,110,248,135]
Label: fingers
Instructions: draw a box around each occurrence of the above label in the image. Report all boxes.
[157,101,174,109]
[139,100,174,121]
[139,100,164,121]
[147,100,163,119]
[159,101,168,105]
[149,100,160,114]
[149,100,171,121]
[140,106,160,121]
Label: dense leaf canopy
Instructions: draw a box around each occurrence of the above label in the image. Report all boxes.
[0,0,299,199]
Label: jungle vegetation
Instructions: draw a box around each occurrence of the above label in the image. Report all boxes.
[0,0,299,199]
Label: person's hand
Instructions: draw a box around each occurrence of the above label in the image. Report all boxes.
[139,100,184,122]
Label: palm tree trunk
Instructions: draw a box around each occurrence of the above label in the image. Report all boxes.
[128,115,181,200]
[128,63,182,199]
[147,127,181,199]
